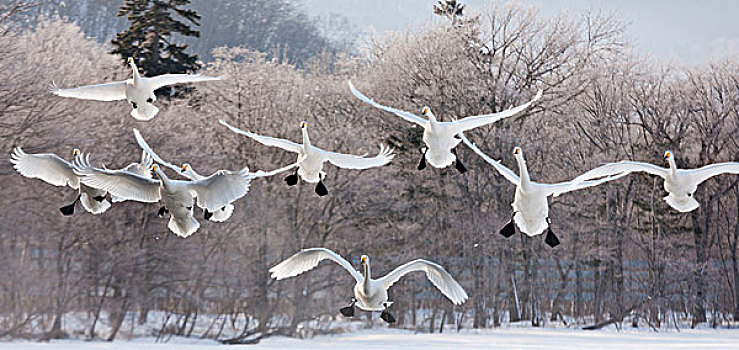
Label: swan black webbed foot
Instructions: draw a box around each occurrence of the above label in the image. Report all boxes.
[339,297,356,317]
[204,209,213,220]
[452,148,467,173]
[59,195,80,216]
[284,169,299,186]
[314,174,328,197]
[499,212,516,238]
[417,147,428,171]
[380,303,396,323]
[544,217,560,248]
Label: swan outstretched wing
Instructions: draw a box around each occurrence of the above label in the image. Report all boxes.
[378,259,468,305]
[10,147,78,188]
[50,81,127,101]
[187,167,252,211]
[269,248,363,283]
[133,128,183,175]
[545,172,629,197]
[220,120,303,154]
[250,155,306,178]
[348,81,427,127]
[569,161,667,185]
[73,155,160,203]
[322,145,395,170]
[453,89,542,133]
[458,133,520,185]
[148,74,221,91]
[689,162,739,185]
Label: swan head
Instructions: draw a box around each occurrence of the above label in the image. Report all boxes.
[512,147,523,157]
[300,121,307,129]
[180,163,190,174]
[421,106,436,122]
[72,148,80,157]
[663,150,672,160]
[127,57,134,65]
[360,255,369,267]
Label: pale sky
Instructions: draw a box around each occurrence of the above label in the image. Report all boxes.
[300,0,739,65]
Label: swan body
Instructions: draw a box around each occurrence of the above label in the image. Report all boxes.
[570,151,739,212]
[460,134,627,242]
[349,81,541,169]
[10,147,110,215]
[220,120,394,196]
[269,248,468,318]
[50,57,220,121]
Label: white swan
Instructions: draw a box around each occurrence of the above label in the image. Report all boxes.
[74,158,253,237]
[270,248,468,323]
[10,147,109,216]
[132,128,301,222]
[349,81,542,172]
[220,120,394,197]
[50,57,221,121]
[569,150,739,212]
[460,134,627,247]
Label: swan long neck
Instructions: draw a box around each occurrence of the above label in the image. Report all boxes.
[131,62,142,84]
[301,127,311,148]
[362,261,371,288]
[516,155,532,189]
[667,157,677,174]
[155,169,170,188]
[427,113,437,130]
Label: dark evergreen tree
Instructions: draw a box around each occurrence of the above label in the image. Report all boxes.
[111,0,201,77]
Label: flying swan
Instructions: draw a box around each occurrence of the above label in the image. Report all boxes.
[74,157,252,238]
[132,128,302,222]
[219,120,394,197]
[568,150,739,212]
[50,57,221,121]
[349,81,542,172]
[459,134,627,247]
[270,248,468,323]
[11,147,110,216]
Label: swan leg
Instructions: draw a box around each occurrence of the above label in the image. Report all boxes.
[339,297,356,317]
[315,176,328,197]
[284,169,299,186]
[452,148,467,173]
[92,195,106,202]
[417,147,428,171]
[544,217,560,248]
[59,195,80,216]
[157,206,169,218]
[499,212,516,238]
[380,303,396,324]
[204,209,213,220]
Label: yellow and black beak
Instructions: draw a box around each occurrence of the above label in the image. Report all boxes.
[127,57,134,64]
[361,256,367,263]
[181,164,188,173]
[300,121,307,129]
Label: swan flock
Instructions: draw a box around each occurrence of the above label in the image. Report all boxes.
[10,56,739,320]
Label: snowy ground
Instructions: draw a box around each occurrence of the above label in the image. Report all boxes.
[3,327,739,350]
